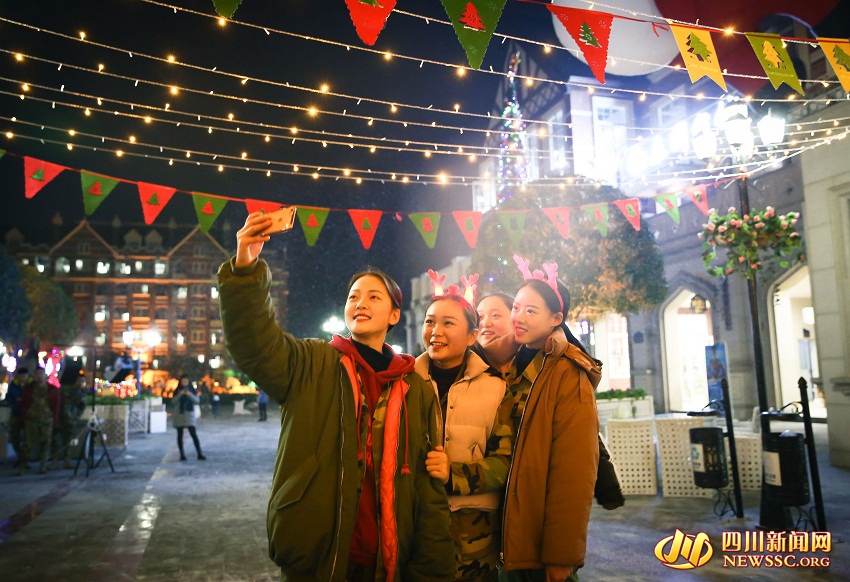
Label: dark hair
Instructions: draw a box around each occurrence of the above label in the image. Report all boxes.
[477,292,514,312]
[518,280,591,357]
[426,295,478,331]
[15,367,28,375]
[347,267,403,331]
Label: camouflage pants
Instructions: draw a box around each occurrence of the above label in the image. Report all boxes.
[24,419,53,465]
[451,508,500,581]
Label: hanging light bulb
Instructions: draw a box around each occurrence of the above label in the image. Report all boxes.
[757,109,785,147]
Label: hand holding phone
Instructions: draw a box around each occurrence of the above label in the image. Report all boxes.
[262,206,297,235]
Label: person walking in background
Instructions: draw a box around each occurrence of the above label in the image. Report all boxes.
[4,368,28,467]
[53,371,87,470]
[173,375,206,461]
[217,211,453,581]
[499,257,601,582]
[257,388,268,421]
[417,271,513,581]
[19,367,60,475]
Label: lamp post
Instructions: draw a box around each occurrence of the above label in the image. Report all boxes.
[714,103,792,530]
[322,315,346,337]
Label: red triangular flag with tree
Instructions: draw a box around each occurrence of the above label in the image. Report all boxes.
[24,157,65,199]
[81,171,120,216]
[654,192,680,224]
[244,199,283,216]
[348,209,382,249]
[684,185,710,216]
[582,203,609,237]
[345,0,397,46]
[496,210,527,247]
[297,207,330,247]
[547,6,614,83]
[542,207,571,240]
[614,198,641,231]
[138,182,176,225]
[409,212,441,249]
[452,210,482,248]
[191,193,228,233]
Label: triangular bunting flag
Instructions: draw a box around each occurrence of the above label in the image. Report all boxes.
[191,193,228,232]
[348,209,382,249]
[81,171,120,216]
[0,149,4,159]
[582,203,609,237]
[819,38,850,94]
[746,33,804,95]
[345,0,397,46]
[547,5,613,84]
[654,193,680,224]
[441,0,507,69]
[24,157,65,199]
[613,199,641,231]
[668,23,727,92]
[452,210,482,248]
[408,212,441,249]
[685,185,710,216]
[542,207,571,240]
[297,207,330,247]
[244,199,283,216]
[212,0,242,18]
[138,182,177,224]
[496,210,527,247]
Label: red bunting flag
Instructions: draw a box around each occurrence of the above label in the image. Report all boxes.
[685,185,710,216]
[244,199,283,215]
[547,6,614,84]
[542,207,571,239]
[348,209,382,249]
[24,157,65,199]
[614,198,641,231]
[452,210,482,248]
[138,183,176,225]
[345,0,397,46]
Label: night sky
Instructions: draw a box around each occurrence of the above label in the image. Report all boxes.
[0,0,571,338]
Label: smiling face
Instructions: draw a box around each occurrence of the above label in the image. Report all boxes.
[345,274,401,350]
[422,298,478,369]
[511,285,563,349]
[476,295,513,348]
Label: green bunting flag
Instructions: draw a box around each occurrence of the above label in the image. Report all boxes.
[81,171,120,216]
[297,207,330,247]
[191,193,228,232]
[452,210,482,248]
[212,0,243,18]
[409,212,441,249]
[138,182,176,225]
[497,210,527,247]
[348,209,382,249]
[542,207,570,240]
[613,198,641,231]
[24,157,65,199]
[440,0,507,69]
[746,33,804,95]
[582,203,609,237]
[654,193,680,224]
[0,149,4,159]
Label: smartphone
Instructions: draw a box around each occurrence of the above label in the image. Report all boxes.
[262,206,297,235]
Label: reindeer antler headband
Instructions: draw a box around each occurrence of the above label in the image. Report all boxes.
[513,255,563,312]
[428,269,478,309]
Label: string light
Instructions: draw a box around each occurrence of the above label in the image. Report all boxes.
[170,86,178,95]
[166,54,176,63]
[320,84,329,93]
[218,17,226,27]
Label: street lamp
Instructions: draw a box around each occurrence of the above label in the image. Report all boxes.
[322,315,345,335]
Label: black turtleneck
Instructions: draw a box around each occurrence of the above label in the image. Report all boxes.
[352,339,394,374]
[514,346,539,378]
[429,362,463,403]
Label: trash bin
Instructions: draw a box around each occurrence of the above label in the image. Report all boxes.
[763,430,810,507]
[690,427,728,489]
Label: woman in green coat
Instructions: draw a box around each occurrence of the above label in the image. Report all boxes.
[217,211,453,582]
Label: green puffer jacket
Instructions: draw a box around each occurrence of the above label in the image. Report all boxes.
[218,258,454,582]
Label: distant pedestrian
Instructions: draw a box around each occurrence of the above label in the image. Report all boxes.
[173,375,206,461]
[53,372,87,469]
[4,368,28,465]
[257,389,268,421]
[19,367,61,474]
[211,392,221,417]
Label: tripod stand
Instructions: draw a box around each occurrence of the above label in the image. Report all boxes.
[73,384,114,477]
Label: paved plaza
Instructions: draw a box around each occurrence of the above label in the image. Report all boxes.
[0,406,847,581]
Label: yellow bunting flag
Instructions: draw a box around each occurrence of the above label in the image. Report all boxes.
[668,23,726,92]
[818,38,850,93]
[746,33,804,95]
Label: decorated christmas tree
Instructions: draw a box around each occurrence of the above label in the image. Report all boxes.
[496,52,529,205]
[470,180,667,321]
